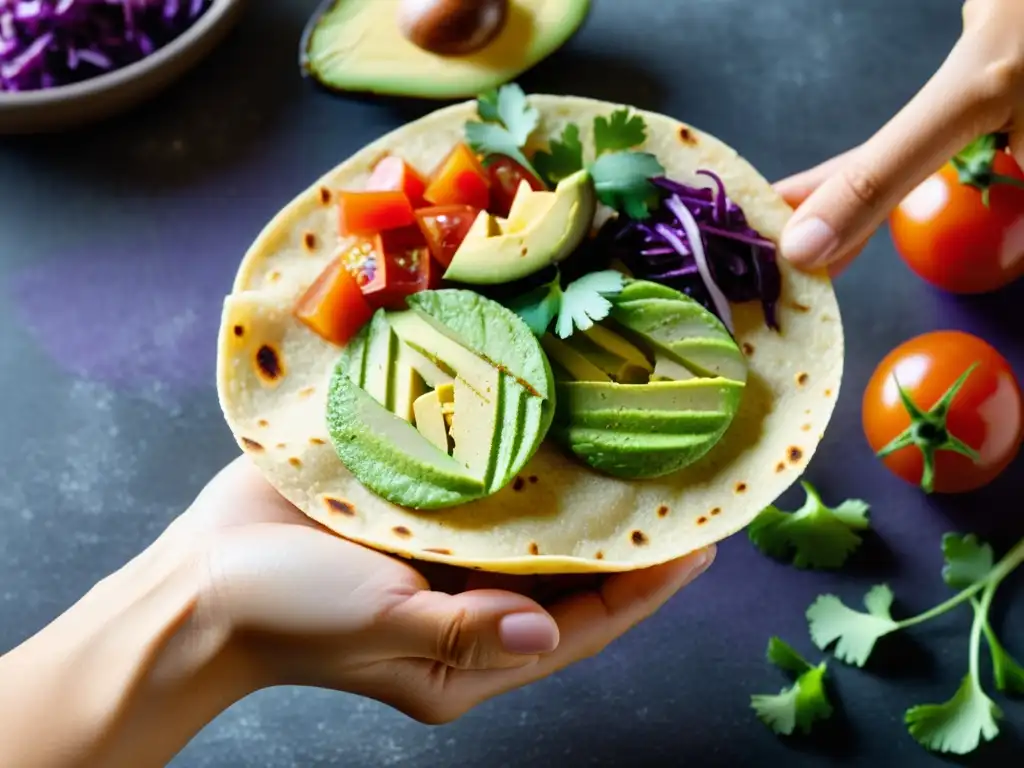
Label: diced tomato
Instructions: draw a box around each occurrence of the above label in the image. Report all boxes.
[486,155,546,217]
[361,225,440,310]
[366,156,428,208]
[294,258,374,346]
[424,143,490,209]
[414,204,481,267]
[338,190,415,237]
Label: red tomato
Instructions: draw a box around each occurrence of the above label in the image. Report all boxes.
[414,204,481,267]
[366,156,428,207]
[338,190,415,237]
[486,155,546,217]
[890,147,1024,294]
[294,258,374,346]
[361,225,440,310]
[424,143,490,210]
[862,330,1023,494]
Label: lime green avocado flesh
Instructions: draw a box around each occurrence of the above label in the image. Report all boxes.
[444,170,597,285]
[547,280,748,479]
[327,291,553,510]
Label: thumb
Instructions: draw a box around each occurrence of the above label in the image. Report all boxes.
[780,38,1008,270]
[381,589,560,671]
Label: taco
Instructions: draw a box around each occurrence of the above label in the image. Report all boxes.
[216,86,844,574]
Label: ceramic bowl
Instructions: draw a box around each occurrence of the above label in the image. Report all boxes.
[0,0,247,135]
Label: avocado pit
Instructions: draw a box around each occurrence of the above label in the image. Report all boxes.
[398,0,508,56]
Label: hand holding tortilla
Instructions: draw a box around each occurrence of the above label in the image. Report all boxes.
[777,0,1024,279]
[216,86,845,574]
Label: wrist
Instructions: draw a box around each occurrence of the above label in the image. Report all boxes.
[0,536,258,768]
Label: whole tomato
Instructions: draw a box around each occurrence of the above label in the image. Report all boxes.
[862,331,1023,494]
[889,135,1024,294]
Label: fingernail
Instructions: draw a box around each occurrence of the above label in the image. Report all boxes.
[781,217,838,268]
[499,612,559,655]
[679,546,717,585]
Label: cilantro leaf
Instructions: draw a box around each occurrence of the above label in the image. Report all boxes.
[589,151,665,219]
[555,270,624,339]
[751,637,833,736]
[748,481,870,569]
[532,123,584,187]
[942,533,995,589]
[504,270,624,340]
[982,612,1024,695]
[905,674,1002,755]
[594,108,648,156]
[466,84,540,177]
[806,584,899,666]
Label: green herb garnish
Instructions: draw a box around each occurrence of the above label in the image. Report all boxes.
[594,108,648,156]
[749,481,870,570]
[805,532,1024,755]
[751,637,834,736]
[506,269,625,339]
[465,84,541,178]
[532,123,584,186]
[589,151,665,219]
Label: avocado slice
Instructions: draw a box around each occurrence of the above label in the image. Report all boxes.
[301,0,591,99]
[390,346,427,422]
[413,390,449,451]
[559,379,744,418]
[558,427,721,479]
[362,311,395,406]
[445,170,597,285]
[582,323,653,372]
[541,334,610,383]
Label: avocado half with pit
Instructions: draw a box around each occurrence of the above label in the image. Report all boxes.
[300,0,591,99]
[546,280,748,479]
[327,289,555,510]
[444,169,597,285]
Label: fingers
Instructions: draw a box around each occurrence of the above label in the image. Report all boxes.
[383,589,560,671]
[780,39,1009,272]
[451,546,716,704]
[774,148,860,208]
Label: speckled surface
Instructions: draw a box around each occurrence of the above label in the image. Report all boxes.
[1,1,1022,765]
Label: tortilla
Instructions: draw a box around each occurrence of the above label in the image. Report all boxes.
[216,95,844,574]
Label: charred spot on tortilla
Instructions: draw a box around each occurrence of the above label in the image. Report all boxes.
[256,344,284,383]
[678,126,697,145]
[788,446,803,463]
[528,542,540,555]
[241,437,264,452]
[528,475,538,484]
[324,497,356,516]
[512,476,525,491]
[735,482,748,493]
[801,423,811,431]
[268,270,282,283]
[233,324,245,338]
[710,507,722,517]
[276,442,287,450]
[824,389,833,397]
[595,551,605,560]
[742,342,754,356]
[424,547,452,555]
[775,461,786,473]
[796,372,809,386]
[299,386,315,398]
[319,187,332,205]
[788,300,810,313]
[258,419,269,428]
[288,457,302,468]
[309,437,326,445]
[697,516,708,525]
[657,505,669,518]
[393,526,412,539]
[631,530,648,546]
[303,232,318,252]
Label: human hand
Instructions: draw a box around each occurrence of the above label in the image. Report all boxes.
[775,0,1024,275]
[156,456,715,724]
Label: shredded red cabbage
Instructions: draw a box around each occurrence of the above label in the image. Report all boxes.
[0,0,212,92]
[597,170,783,332]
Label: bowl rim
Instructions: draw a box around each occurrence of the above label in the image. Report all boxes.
[0,0,243,106]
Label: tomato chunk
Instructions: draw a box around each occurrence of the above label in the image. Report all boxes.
[414,204,481,267]
[424,143,490,210]
[361,225,440,310]
[487,155,546,217]
[367,156,428,208]
[338,190,415,237]
[294,258,374,346]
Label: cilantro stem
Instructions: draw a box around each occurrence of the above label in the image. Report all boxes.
[969,597,985,683]
[897,536,1024,630]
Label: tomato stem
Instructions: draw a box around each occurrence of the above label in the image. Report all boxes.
[875,363,980,494]
[952,133,1024,207]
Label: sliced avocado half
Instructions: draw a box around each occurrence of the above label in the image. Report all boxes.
[445,170,597,285]
[301,0,591,99]
[545,280,748,479]
[327,290,554,510]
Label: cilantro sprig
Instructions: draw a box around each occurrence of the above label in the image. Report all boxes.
[805,533,1024,755]
[750,637,834,736]
[748,481,870,569]
[505,269,625,339]
[465,84,542,178]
